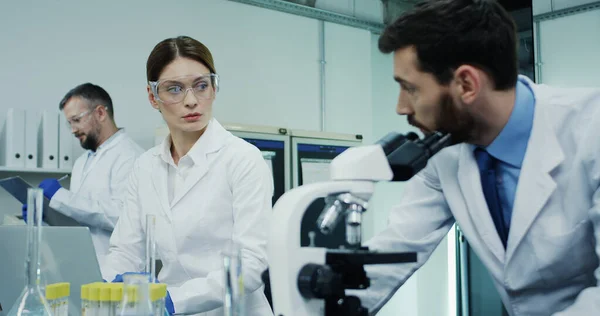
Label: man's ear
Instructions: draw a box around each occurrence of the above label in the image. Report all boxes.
[453,65,481,105]
[96,105,109,122]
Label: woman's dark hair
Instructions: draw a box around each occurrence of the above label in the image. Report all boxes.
[146,36,216,82]
[379,0,518,90]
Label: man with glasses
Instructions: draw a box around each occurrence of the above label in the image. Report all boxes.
[29,83,144,268]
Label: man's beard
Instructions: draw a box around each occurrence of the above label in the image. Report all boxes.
[410,93,476,145]
[79,128,100,151]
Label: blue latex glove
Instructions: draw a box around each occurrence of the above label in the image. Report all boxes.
[112,273,175,315]
[22,204,46,223]
[38,178,62,200]
[165,291,174,315]
[22,204,28,223]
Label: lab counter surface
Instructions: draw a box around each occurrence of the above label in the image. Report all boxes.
[0,226,103,315]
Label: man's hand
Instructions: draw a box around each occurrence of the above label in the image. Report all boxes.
[38,179,62,200]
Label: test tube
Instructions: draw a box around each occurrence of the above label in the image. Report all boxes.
[145,214,157,284]
[45,283,59,315]
[99,284,111,316]
[81,284,90,316]
[63,282,70,316]
[157,284,167,316]
[89,283,101,316]
[54,282,70,316]
[150,283,167,316]
[150,284,158,316]
[110,284,123,316]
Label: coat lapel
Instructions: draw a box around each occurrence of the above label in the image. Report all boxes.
[170,119,231,207]
[151,149,173,222]
[170,157,209,207]
[69,156,85,193]
[505,94,564,262]
[457,144,505,263]
[79,132,125,184]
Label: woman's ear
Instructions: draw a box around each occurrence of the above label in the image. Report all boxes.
[147,85,160,110]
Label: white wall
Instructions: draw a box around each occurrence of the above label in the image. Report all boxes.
[324,21,372,141]
[533,0,599,15]
[538,8,600,87]
[315,0,384,24]
[0,0,323,150]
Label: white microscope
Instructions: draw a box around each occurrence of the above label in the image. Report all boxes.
[265,131,452,316]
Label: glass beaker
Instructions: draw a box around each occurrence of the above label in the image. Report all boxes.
[7,188,52,316]
[222,242,245,316]
[117,273,153,316]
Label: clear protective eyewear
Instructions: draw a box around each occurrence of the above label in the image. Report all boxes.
[65,109,93,128]
[149,74,219,105]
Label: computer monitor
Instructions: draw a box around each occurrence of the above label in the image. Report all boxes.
[292,135,362,249]
[0,226,102,316]
[228,131,291,205]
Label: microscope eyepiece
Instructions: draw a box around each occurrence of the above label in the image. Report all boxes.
[378,131,452,181]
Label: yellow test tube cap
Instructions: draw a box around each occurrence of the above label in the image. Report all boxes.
[110,284,124,302]
[88,283,102,302]
[150,283,167,302]
[81,284,89,300]
[45,283,60,300]
[99,284,112,302]
[53,282,70,298]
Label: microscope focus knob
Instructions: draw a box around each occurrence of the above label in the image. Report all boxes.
[297,264,343,299]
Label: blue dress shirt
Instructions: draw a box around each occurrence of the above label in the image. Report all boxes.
[478,78,535,229]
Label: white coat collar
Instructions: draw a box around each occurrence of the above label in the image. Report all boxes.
[151,118,233,217]
[505,77,564,262]
[457,76,564,263]
[154,118,230,162]
[80,129,127,181]
[93,128,125,154]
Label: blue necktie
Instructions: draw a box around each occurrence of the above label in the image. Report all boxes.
[474,148,508,248]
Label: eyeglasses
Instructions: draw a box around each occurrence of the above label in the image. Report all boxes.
[66,109,93,128]
[65,105,106,128]
[149,74,219,105]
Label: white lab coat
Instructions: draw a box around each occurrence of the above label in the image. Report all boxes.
[103,119,274,316]
[49,130,144,268]
[357,76,600,315]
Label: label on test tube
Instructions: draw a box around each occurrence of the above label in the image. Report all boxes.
[88,283,102,316]
[99,284,112,316]
[63,283,70,316]
[110,284,124,316]
[81,284,90,316]
[45,283,60,315]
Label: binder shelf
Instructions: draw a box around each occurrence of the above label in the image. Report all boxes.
[0,167,71,174]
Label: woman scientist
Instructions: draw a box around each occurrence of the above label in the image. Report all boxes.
[102,36,274,316]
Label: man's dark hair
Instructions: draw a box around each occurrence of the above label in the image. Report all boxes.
[59,83,114,119]
[379,0,518,90]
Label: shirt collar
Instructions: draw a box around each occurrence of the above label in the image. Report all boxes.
[484,77,536,168]
[159,118,219,166]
